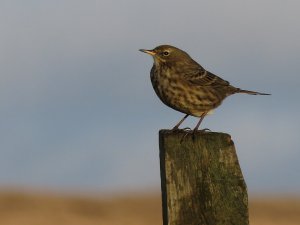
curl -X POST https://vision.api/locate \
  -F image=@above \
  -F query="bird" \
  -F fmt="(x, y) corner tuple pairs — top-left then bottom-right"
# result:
(139, 45), (270, 133)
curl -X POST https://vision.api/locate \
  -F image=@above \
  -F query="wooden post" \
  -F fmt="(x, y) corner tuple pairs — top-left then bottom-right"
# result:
(159, 130), (249, 225)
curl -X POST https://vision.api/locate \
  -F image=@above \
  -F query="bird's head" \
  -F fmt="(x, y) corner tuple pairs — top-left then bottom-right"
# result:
(139, 45), (192, 66)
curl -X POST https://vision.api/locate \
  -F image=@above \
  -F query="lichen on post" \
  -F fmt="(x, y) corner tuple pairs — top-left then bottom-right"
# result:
(159, 130), (249, 225)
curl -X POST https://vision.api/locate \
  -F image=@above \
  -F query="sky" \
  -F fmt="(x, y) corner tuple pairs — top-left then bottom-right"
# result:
(0, 0), (299, 195)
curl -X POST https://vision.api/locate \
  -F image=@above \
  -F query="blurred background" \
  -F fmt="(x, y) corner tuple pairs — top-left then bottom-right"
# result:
(0, 0), (299, 224)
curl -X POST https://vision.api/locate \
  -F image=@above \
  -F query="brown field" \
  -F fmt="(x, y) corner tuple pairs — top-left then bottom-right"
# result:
(0, 191), (299, 225)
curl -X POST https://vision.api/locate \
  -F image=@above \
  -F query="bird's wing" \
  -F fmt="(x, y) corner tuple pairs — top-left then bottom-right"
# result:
(183, 68), (230, 86)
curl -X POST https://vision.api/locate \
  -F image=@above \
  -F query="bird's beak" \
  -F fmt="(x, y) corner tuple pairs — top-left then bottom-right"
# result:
(139, 49), (156, 56)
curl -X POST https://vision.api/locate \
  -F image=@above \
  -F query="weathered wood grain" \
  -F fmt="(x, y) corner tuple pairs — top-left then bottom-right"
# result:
(159, 130), (249, 225)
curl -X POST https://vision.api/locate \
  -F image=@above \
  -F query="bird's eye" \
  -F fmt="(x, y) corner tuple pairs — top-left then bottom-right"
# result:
(163, 51), (170, 56)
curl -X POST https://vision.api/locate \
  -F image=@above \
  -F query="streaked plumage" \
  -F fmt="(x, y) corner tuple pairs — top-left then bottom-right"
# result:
(140, 45), (270, 132)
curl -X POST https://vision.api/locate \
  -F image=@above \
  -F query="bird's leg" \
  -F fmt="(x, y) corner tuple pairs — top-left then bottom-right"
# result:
(172, 114), (189, 131)
(179, 112), (208, 142)
(193, 112), (207, 131)
(192, 112), (208, 139)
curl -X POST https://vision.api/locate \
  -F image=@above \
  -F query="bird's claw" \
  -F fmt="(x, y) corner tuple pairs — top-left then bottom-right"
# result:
(182, 127), (192, 132)
(171, 127), (192, 133)
(179, 128), (211, 143)
(199, 128), (211, 132)
(180, 132), (191, 144)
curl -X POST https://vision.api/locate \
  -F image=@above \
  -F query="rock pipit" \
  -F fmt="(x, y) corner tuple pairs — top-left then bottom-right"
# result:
(140, 45), (270, 133)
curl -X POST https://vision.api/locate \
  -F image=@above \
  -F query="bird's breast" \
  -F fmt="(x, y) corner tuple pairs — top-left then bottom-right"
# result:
(150, 65), (223, 116)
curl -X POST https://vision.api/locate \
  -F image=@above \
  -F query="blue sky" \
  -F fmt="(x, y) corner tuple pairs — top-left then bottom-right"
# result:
(0, 0), (299, 194)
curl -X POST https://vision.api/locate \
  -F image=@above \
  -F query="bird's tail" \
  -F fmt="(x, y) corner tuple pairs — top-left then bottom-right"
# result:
(236, 88), (271, 95)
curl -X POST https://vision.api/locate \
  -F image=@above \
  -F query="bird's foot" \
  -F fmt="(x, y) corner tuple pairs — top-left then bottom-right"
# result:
(179, 128), (211, 143)
(182, 127), (192, 132)
(179, 128), (194, 143)
(171, 126), (192, 133)
(180, 132), (190, 144)
(191, 128), (211, 140)
(197, 128), (211, 133)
